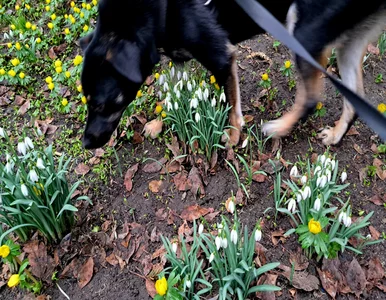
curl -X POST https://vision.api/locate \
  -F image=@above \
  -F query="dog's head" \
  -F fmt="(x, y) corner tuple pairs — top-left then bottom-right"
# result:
(80, 0), (160, 149)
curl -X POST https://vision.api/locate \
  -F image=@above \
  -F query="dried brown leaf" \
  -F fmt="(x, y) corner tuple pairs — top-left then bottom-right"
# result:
(279, 264), (319, 291)
(346, 258), (366, 297)
(369, 226), (381, 240)
(149, 180), (163, 193)
(145, 278), (157, 298)
(124, 163), (139, 192)
(367, 43), (380, 55)
(369, 194), (383, 206)
(18, 99), (30, 115)
(180, 204), (212, 222)
(75, 163), (90, 176)
(78, 257), (94, 289)
(188, 167), (205, 197)
(143, 158), (167, 173)
(173, 171), (192, 191)
(317, 268), (338, 299)
(143, 119), (163, 139)
(366, 257), (384, 283)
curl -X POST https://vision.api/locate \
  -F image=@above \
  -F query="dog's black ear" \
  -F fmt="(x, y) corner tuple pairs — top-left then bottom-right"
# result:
(106, 40), (143, 84)
(79, 32), (94, 52)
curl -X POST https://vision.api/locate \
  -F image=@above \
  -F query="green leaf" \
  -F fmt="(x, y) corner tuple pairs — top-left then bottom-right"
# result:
(255, 262), (280, 277)
(248, 285), (281, 294)
(57, 204), (78, 218)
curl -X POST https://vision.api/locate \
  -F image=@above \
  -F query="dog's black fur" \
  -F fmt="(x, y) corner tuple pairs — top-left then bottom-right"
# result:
(80, 0), (386, 149)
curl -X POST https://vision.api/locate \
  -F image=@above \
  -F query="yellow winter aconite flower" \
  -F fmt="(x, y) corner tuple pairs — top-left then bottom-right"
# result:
(64, 14), (68, 19)
(82, 3), (86, 8)
(15, 4), (20, 10)
(31, 24), (37, 30)
(8, 70), (16, 77)
(19, 72), (25, 79)
(161, 112), (166, 118)
(8, 274), (20, 288)
(155, 277), (168, 296)
(285, 60), (291, 69)
(77, 85), (83, 92)
(93, 0), (98, 5)
(7, 43), (12, 48)
(169, 61), (172, 68)
(45, 6), (50, 11)
(214, 83), (220, 90)
(11, 58), (20, 67)
(70, 16), (76, 24)
(86, 4), (91, 10)
(81, 96), (87, 104)
(48, 23), (54, 29)
(48, 82), (55, 90)
(155, 105), (163, 114)
(25, 44), (30, 49)
(45, 76), (53, 84)
(11, 24), (16, 30)
(36, 38), (41, 43)
(25, 22), (31, 29)
(25, 4), (31, 10)
(46, 0), (51, 4)
(378, 103), (386, 114)
(210, 75), (216, 84)
(154, 73), (160, 79)
(65, 28), (70, 35)
(54, 60), (62, 67)
(308, 219), (322, 234)
(73, 55), (83, 66)
(0, 69), (5, 75)
(83, 25), (89, 32)
(136, 90), (142, 98)
(316, 102), (323, 110)
(61, 98), (68, 106)
(51, 14), (56, 21)
(262, 73), (269, 81)
(0, 245), (10, 258)
(65, 71), (71, 78)
(80, 12), (84, 18)
(55, 66), (62, 74)
(15, 42), (21, 50)
(70, 1), (75, 7)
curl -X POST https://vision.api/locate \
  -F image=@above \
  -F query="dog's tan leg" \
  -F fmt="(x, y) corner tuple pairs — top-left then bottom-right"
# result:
(263, 54), (327, 138)
(317, 45), (366, 145)
(225, 44), (244, 147)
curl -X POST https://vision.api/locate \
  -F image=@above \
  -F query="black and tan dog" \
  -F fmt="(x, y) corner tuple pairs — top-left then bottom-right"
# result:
(80, 0), (386, 149)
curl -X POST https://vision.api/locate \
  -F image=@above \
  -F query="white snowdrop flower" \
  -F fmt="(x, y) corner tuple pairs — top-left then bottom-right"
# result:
(159, 74), (165, 85)
(187, 81), (192, 92)
(192, 79), (196, 88)
(174, 102), (179, 110)
(301, 175), (307, 185)
(255, 229), (262, 242)
(29, 169), (39, 182)
(314, 166), (322, 177)
(186, 279), (191, 289)
(296, 193), (302, 202)
(338, 211), (346, 223)
(0, 127), (5, 138)
(183, 71), (188, 81)
(37, 157), (46, 169)
(172, 242), (178, 253)
(163, 82), (169, 92)
(215, 236), (222, 250)
(324, 157), (332, 168)
(366, 234), (372, 240)
(190, 98), (198, 109)
(211, 97), (216, 107)
(195, 112), (201, 123)
(341, 171), (347, 183)
(24, 136), (34, 150)
(221, 237), (228, 249)
(17, 142), (27, 156)
(330, 160), (336, 171)
(325, 169), (332, 182)
(5, 162), (12, 174)
(6, 153), (11, 162)
(227, 199), (235, 214)
(343, 215), (352, 227)
(241, 137), (249, 149)
(319, 175), (328, 188)
(157, 91), (163, 99)
(198, 223), (204, 235)
(177, 70), (181, 80)
(290, 165), (299, 177)
(302, 186), (311, 200)
(209, 252), (215, 263)
(319, 155), (326, 165)
(313, 198), (321, 211)
(220, 92), (226, 103)
(203, 88), (209, 101)
(167, 101), (173, 111)
(230, 229), (238, 244)
(175, 90), (181, 99)
(170, 66), (175, 78)
(288, 198), (296, 213)
(217, 223), (223, 234)
(196, 88), (203, 100)
(21, 184), (29, 197)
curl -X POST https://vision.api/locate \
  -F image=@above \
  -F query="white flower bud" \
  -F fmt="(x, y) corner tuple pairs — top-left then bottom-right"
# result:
(241, 137), (249, 149)
(159, 74), (165, 85)
(0, 127), (5, 138)
(343, 215), (352, 227)
(254, 229), (262, 242)
(170, 66), (175, 78)
(36, 158), (45, 169)
(29, 169), (39, 182)
(24, 136), (34, 150)
(302, 186), (311, 200)
(174, 102), (179, 110)
(177, 70), (181, 80)
(203, 88), (209, 101)
(313, 198), (321, 211)
(21, 184), (29, 197)
(215, 236), (222, 250)
(301, 175), (307, 185)
(220, 92), (226, 102)
(190, 98), (198, 109)
(187, 81), (192, 92)
(221, 237), (228, 249)
(5, 162), (12, 174)
(314, 166), (322, 177)
(17, 142), (27, 156)
(211, 97), (216, 107)
(186, 279), (191, 288)
(230, 229), (238, 244)
(330, 160), (336, 171)
(172, 242), (178, 253)
(338, 211), (346, 223)
(288, 198), (296, 213)
(296, 193), (302, 202)
(319, 155), (326, 165)
(198, 223), (204, 235)
(195, 112), (201, 123)
(290, 165), (298, 177)
(163, 82), (169, 92)
(183, 71), (188, 81)
(209, 252), (215, 262)
(341, 171), (347, 183)
(325, 169), (332, 182)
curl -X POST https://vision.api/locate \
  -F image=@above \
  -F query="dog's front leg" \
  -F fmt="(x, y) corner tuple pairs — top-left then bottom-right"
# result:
(224, 44), (245, 147)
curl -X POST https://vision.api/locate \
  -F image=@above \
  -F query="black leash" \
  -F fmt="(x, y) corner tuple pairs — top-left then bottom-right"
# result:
(235, 0), (386, 141)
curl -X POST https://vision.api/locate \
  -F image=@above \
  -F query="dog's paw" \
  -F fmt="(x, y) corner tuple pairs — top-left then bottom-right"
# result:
(262, 119), (289, 138)
(143, 119), (163, 139)
(222, 128), (241, 148)
(317, 126), (338, 145)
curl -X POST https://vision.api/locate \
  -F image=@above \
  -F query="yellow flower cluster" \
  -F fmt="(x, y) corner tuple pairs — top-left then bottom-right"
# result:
(73, 55), (83, 66)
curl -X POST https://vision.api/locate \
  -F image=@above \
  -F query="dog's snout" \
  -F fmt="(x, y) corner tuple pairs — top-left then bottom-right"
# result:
(83, 131), (100, 149)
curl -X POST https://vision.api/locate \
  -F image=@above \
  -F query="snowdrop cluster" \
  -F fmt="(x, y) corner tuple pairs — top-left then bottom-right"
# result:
(338, 210), (352, 227)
